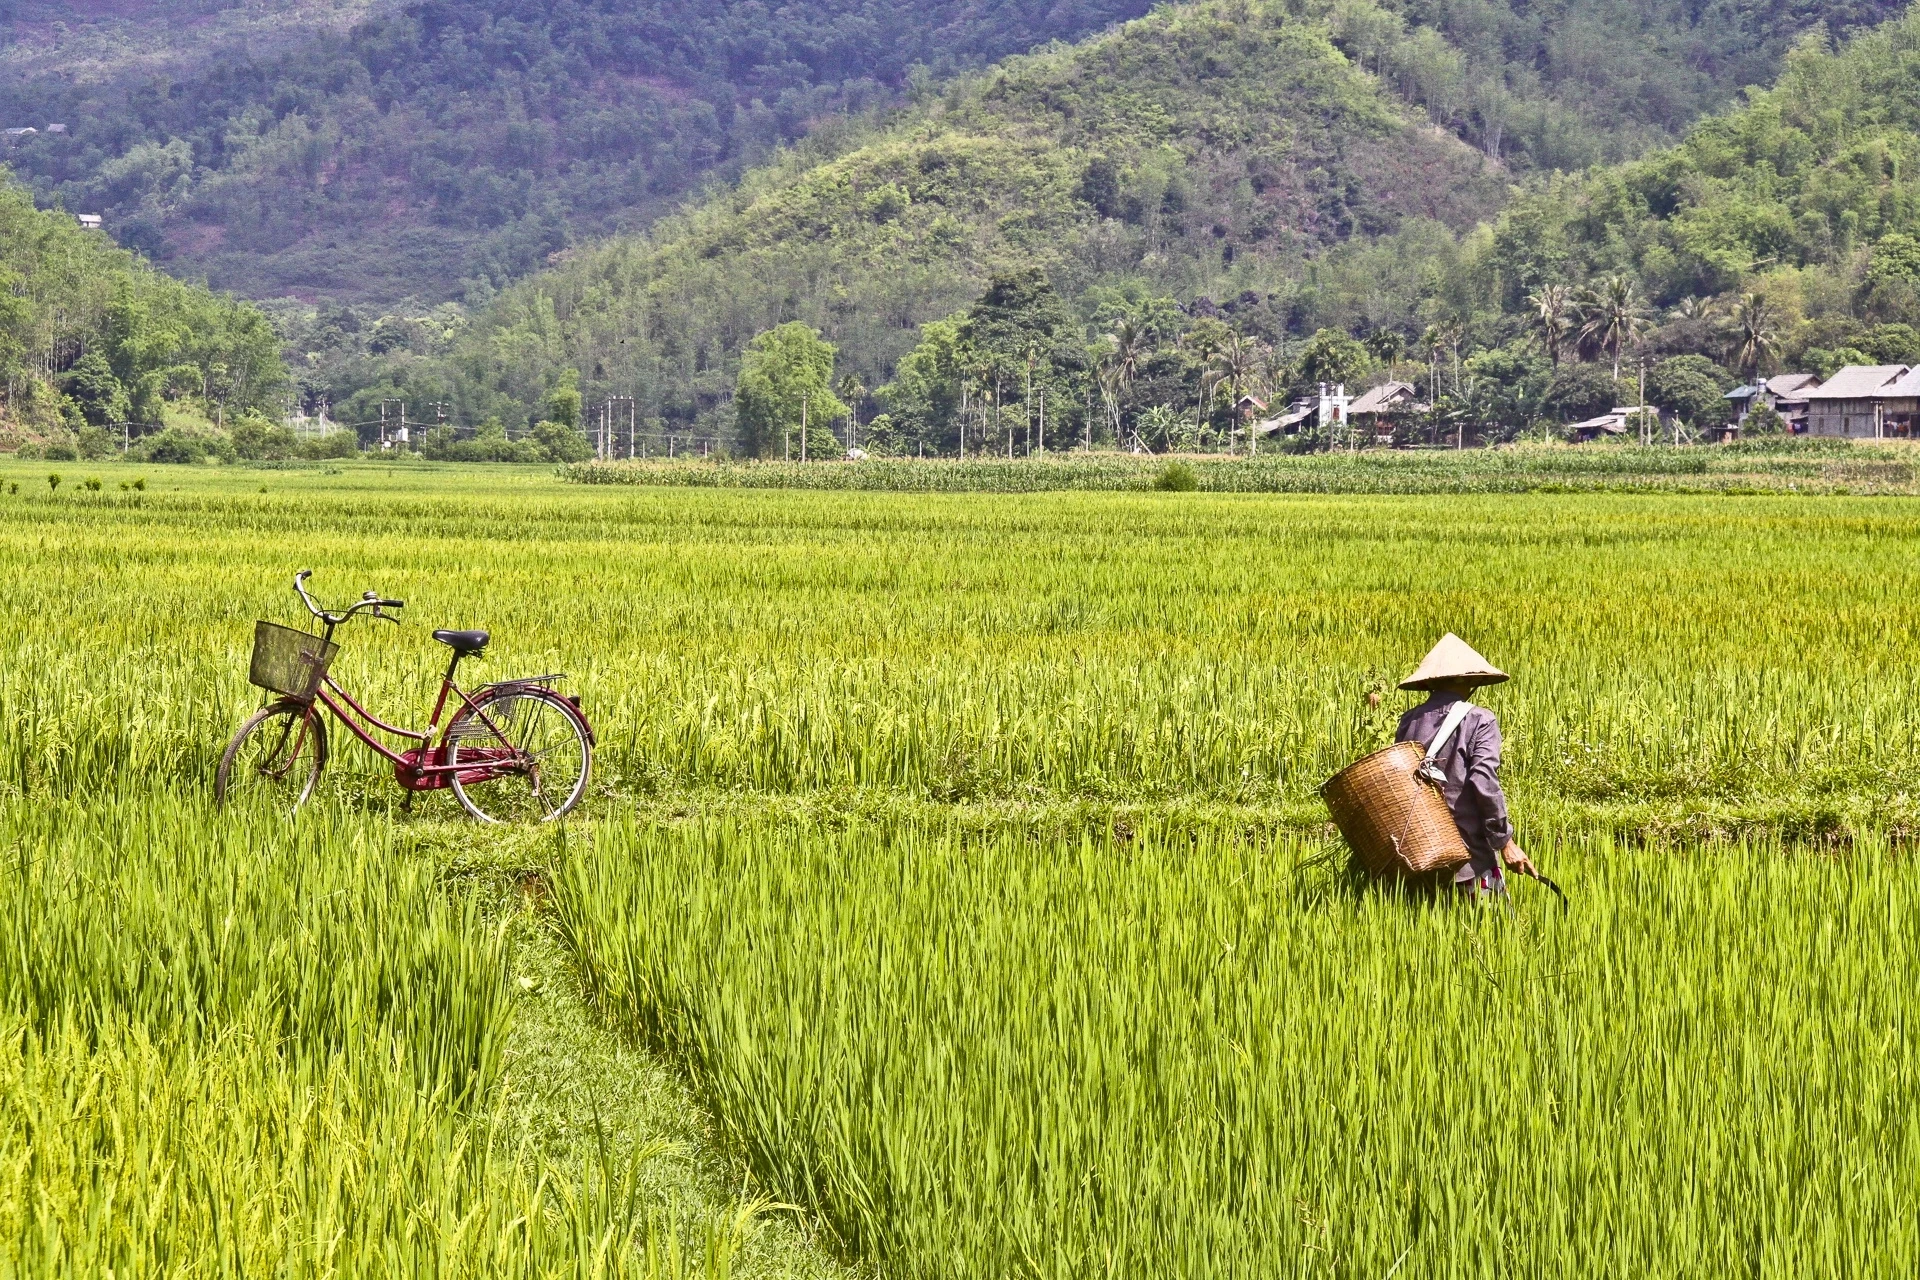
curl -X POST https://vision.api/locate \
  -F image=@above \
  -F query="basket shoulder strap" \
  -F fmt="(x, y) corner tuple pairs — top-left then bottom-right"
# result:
(1425, 700), (1475, 763)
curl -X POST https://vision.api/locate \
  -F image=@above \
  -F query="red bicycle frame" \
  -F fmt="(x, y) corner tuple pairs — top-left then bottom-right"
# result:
(256, 570), (594, 800)
(307, 662), (510, 791)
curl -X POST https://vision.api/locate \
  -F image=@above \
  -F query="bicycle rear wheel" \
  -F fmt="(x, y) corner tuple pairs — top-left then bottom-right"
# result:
(445, 687), (591, 823)
(216, 700), (327, 814)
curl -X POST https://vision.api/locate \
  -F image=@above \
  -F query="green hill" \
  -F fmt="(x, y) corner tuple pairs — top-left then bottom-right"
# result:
(0, 169), (283, 455)
(446, 1), (1920, 448)
(1492, 7), (1920, 311)
(1, 0), (1902, 308)
(0, 0), (1157, 304)
(449, 0), (1509, 429)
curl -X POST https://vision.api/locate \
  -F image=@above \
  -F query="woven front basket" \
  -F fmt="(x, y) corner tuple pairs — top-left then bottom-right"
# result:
(248, 620), (337, 703)
(1320, 741), (1471, 881)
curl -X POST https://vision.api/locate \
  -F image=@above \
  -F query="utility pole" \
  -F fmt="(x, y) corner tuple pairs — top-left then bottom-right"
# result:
(800, 396), (809, 463)
(1639, 358), (1649, 446)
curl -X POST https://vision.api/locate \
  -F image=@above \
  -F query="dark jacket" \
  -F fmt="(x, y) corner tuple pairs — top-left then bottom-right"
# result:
(1395, 691), (1513, 867)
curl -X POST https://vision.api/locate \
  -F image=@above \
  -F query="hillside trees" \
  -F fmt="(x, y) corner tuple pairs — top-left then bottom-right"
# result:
(0, 172), (282, 445)
(0, 0), (1160, 303)
(735, 324), (849, 459)
(1647, 356), (1735, 428)
(450, 2), (1508, 439)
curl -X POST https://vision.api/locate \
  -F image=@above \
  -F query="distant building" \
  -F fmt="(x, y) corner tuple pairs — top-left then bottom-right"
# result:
(1252, 397), (1314, 440)
(1316, 382), (1351, 436)
(1567, 406), (1663, 443)
(3, 127), (37, 138)
(45, 123), (67, 134)
(1725, 373), (1819, 432)
(75, 214), (102, 230)
(1348, 380), (1428, 442)
(1802, 365), (1916, 438)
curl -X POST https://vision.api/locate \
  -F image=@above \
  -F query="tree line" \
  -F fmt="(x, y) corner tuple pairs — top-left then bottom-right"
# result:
(0, 172), (283, 462)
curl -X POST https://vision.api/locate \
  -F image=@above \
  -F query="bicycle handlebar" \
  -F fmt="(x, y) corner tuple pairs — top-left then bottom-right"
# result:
(293, 570), (406, 627)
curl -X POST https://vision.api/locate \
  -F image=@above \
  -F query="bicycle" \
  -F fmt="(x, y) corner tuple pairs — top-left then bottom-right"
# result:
(216, 570), (594, 822)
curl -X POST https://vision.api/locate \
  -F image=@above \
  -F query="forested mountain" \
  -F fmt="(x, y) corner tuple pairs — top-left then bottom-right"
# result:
(424, 1), (1920, 452)
(0, 0), (1156, 303)
(1, 0), (1902, 308)
(0, 169), (284, 453)
(444, 0), (1507, 435)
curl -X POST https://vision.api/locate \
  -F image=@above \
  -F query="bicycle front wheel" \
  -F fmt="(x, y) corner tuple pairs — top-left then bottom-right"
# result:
(216, 700), (327, 814)
(445, 688), (591, 823)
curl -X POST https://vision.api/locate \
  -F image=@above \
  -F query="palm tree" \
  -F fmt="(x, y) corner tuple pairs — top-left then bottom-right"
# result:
(1577, 275), (1652, 378)
(1100, 319), (1149, 441)
(1138, 404), (1181, 452)
(1208, 333), (1265, 451)
(1670, 295), (1719, 324)
(1726, 292), (1781, 381)
(1527, 283), (1572, 366)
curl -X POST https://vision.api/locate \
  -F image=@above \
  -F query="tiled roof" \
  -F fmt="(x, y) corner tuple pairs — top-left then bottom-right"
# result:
(1349, 381), (1418, 415)
(1802, 365), (1909, 399)
(1764, 373), (1819, 398)
(1877, 367), (1920, 397)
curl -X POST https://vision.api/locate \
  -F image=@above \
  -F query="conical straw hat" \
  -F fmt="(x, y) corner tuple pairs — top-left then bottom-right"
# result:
(1399, 633), (1508, 691)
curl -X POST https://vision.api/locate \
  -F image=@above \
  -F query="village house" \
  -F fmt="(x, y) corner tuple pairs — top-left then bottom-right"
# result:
(3, 127), (37, 139)
(1566, 406), (1665, 443)
(1251, 384), (1352, 442)
(1801, 365), (1920, 437)
(1724, 373), (1819, 432)
(1347, 380), (1427, 443)
(75, 214), (103, 230)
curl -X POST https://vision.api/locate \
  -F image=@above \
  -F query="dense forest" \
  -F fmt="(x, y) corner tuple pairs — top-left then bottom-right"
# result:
(0, 170), (284, 460)
(0, 0), (1901, 309)
(418, 2), (1920, 455)
(0, 0), (1156, 302)
(12, 0), (1920, 460)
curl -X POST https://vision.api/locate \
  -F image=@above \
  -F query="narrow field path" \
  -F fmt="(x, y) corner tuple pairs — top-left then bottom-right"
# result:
(410, 819), (857, 1279)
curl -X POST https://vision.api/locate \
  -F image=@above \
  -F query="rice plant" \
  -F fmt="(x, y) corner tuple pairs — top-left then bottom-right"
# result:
(7, 459), (1920, 1275)
(556, 815), (1920, 1277)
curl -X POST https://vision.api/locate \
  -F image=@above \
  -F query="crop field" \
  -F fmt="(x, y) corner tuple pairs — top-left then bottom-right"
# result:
(2, 457), (1917, 1275)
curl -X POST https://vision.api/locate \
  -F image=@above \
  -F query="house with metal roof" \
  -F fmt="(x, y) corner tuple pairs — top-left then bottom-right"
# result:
(1566, 406), (1664, 443)
(1725, 373), (1819, 432)
(1803, 365), (1916, 437)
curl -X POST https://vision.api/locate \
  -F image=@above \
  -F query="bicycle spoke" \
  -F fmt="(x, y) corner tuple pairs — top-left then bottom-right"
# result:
(448, 691), (588, 823)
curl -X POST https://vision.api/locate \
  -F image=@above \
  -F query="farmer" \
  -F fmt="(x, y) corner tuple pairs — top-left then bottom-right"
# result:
(1394, 633), (1537, 896)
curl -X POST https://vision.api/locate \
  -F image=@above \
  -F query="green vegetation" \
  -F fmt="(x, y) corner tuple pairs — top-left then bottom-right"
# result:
(562, 438), (1920, 494)
(424, 4), (1920, 454)
(0, 0), (1155, 303)
(449, 1), (1506, 436)
(0, 168), (282, 456)
(6, 458), (1920, 1270)
(3, 0), (1896, 306)
(558, 817), (1915, 1274)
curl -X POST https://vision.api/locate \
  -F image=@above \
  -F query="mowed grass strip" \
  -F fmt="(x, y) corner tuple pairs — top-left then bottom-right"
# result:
(556, 814), (1919, 1276)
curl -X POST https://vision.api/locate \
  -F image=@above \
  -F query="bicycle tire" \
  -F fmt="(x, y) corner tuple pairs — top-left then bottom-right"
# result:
(216, 700), (327, 814)
(445, 686), (591, 823)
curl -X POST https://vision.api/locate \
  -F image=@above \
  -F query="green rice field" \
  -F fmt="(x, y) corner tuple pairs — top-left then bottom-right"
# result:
(2, 457), (1916, 1275)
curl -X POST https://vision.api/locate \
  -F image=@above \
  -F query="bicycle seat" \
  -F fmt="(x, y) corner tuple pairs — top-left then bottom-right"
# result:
(432, 629), (489, 654)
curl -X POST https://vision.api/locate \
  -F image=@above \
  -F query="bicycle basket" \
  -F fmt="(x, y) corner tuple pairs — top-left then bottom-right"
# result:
(248, 620), (337, 702)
